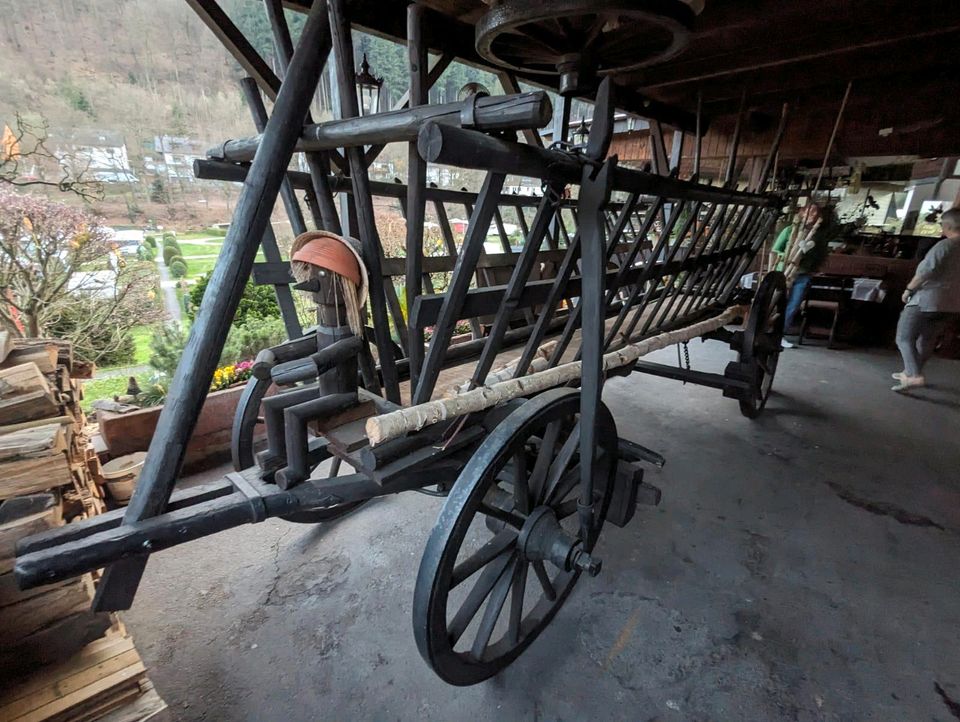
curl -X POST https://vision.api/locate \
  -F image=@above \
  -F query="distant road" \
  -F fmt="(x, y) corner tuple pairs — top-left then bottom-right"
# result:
(155, 258), (182, 327)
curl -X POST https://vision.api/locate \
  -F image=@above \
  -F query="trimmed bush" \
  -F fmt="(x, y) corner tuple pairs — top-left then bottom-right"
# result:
(220, 316), (287, 365)
(162, 231), (176, 242)
(136, 244), (155, 261)
(169, 260), (188, 279)
(144, 235), (157, 248)
(162, 245), (180, 265)
(188, 272), (279, 324)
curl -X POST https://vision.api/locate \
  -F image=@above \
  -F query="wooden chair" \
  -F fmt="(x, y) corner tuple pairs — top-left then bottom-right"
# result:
(798, 276), (847, 348)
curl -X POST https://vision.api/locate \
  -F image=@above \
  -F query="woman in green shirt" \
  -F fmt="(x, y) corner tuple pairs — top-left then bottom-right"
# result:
(771, 203), (838, 347)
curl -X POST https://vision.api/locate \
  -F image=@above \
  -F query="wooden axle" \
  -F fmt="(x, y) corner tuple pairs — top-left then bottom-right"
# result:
(208, 91), (553, 162)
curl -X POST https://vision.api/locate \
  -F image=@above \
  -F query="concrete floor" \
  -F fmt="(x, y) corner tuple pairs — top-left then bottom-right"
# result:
(122, 341), (960, 722)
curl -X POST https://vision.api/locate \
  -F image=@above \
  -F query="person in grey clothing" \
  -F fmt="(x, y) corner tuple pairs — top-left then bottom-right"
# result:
(893, 206), (960, 391)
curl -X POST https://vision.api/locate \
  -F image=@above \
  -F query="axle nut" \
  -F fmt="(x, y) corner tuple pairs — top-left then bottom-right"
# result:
(572, 550), (602, 577)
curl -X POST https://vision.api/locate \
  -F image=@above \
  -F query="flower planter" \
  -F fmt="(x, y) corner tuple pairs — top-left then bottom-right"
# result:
(97, 384), (260, 473)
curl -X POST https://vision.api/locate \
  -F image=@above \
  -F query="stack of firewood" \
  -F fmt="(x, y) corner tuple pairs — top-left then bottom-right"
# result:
(0, 333), (167, 721)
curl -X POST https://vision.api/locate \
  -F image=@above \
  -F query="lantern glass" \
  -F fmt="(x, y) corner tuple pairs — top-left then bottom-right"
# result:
(355, 53), (383, 116)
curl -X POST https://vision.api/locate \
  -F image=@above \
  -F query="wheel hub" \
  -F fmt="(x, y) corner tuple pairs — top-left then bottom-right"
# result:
(517, 506), (602, 576)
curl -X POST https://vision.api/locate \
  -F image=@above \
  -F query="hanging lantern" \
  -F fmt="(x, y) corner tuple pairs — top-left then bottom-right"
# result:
(355, 53), (383, 116)
(573, 117), (589, 146)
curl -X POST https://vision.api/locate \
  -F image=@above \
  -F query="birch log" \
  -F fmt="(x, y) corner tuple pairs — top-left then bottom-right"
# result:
(449, 340), (558, 396)
(367, 306), (748, 446)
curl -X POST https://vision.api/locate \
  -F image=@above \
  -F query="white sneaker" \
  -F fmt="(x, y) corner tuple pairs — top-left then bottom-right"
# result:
(781, 338), (794, 349)
(891, 375), (925, 392)
(891, 371), (906, 381)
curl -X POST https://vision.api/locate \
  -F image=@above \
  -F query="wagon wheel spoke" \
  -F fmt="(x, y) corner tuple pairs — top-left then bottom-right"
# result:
(512, 23), (564, 55)
(546, 467), (581, 509)
(528, 419), (562, 503)
(495, 36), (560, 64)
(451, 530), (517, 589)
(507, 561), (528, 645)
(449, 550), (515, 645)
(540, 420), (580, 505)
(471, 556), (519, 659)
(512, 447), (530, 514)
(532, 560), (557, 601)
(582, 15), (608, 49)
(555, 496), (579, 520)
(479, 502), (526, 530)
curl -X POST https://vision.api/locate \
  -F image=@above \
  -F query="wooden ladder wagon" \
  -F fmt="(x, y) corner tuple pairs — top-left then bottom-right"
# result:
(15, 0), (789, 687)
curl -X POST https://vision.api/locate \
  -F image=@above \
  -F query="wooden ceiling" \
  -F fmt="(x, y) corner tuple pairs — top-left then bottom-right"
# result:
(286, 0), (960, 157)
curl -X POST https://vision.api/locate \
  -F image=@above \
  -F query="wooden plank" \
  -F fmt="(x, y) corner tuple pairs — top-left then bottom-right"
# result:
(62, 682), (143, 722)
(0, 647), (140, 719)
(94, 681), (167, 722)
(0, 636), (132, 705)
(13, 661), (146, 722)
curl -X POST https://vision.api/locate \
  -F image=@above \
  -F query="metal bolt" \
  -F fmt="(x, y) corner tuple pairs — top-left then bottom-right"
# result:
(572, 550), (602, 577)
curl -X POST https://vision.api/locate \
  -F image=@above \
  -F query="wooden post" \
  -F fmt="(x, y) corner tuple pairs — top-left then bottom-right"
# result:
(93, 0), (333, 612)
(239, 77), (304, 340)
(263, 0), (342, 233)
(327, 0), (401, 404)
(406, 3), (428, 391)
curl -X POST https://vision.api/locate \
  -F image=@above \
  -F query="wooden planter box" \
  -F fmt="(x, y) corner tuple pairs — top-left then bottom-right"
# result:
(97, 385), (257, 473)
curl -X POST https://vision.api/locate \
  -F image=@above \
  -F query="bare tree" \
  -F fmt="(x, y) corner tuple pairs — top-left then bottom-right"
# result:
(0, 188), (162, 363)
(1, 114), (104, 200)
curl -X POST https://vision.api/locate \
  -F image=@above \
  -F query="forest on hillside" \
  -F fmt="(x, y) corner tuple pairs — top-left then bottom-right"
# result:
(0, 0), (560, 225)
(0, 0), (501, 165)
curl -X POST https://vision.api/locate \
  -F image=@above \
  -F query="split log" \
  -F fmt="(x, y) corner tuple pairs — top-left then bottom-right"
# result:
(4, 346), (60, 375)
(0, 492), (62, 575)
(366, 306), (747, 446)
(71, 360), (96, 380)
(0, 415), (73, 437)
(0, 423), (73, 501)
(8, 337), (74, 373)
(0, 609), (111, 677)
(0, 330), (12, 364)
(0, 573), (97, 646)
(0, 363), (60, 425)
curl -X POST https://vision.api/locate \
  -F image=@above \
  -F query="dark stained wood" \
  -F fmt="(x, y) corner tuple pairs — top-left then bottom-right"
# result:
(327, 0), (402, 403)
(94, 0), (334, 613)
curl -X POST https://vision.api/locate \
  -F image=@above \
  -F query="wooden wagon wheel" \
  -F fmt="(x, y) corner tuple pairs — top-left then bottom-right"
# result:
(413, 388), (618, 685)
(476, 0), (696, 94)
(737, 271), (787, 418)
